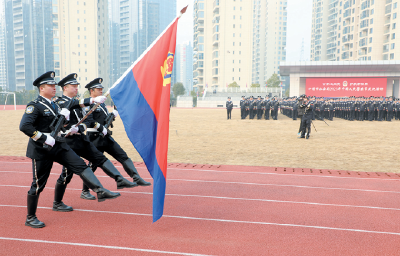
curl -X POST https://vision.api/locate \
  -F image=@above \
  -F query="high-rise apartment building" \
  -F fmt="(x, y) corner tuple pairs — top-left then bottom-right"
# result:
(311, 0), (400, 61)
(193, 0), (287, 92)
(117, 0), (176, 83)
(5, 0), (54, 91)
(57, 0), (109, 94)
(172, 42), (193, 94)
(252, 0), (287, 85)
(0, 0), (6, 90)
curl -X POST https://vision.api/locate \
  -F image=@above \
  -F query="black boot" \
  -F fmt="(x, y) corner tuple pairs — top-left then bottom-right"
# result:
(25, 194), (45, 228)
(101, 160), (137, 189)
(80, 184), (96, 200)
(53, 182), (73, 212)
(79, 167), (121, 202)
(122, 159), (151, 186)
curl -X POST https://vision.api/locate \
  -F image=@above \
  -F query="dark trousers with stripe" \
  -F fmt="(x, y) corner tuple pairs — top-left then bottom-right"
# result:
(28, 143), (88, 195)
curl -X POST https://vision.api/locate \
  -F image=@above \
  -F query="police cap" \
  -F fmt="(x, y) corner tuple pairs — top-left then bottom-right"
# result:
(85, 78), (104, 90)
(58, 73), (79, 87)
(33, 71), (56, 87)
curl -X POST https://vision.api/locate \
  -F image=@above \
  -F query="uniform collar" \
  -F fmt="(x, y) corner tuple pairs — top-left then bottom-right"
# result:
(39, 95), (53, 105)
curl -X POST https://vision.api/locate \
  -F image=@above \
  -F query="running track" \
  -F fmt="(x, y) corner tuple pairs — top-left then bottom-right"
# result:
(1, 156), (400, 255)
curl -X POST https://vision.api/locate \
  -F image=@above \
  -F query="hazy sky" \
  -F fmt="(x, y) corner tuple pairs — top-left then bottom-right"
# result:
(176, 0), (313, 61)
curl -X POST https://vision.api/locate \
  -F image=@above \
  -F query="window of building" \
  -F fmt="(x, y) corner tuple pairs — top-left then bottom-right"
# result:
(232, 68), (234, 72)
(393, 23), (397, 29)
(77, 27), (80, 31)
(77, 10), (79, 14)
(368, 47), (372, 53)
(233, 42), (235, 46)
(392, 43), (396, 49)
(369, 37), (372, 43)
(233, 33), (235, 37)
(393, 33), (396, 39)
(391, 53), (395, 59)
(233, 24), (235, 28)
(370, 28), (373, 34)
(233, 15), (235, 19)
(395, 3), (398, 9)
(394, 13), (397, 19)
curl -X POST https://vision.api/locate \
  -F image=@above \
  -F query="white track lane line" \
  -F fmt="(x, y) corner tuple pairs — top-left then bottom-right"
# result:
(1, 204), (400, 237)
(0, 237), (212, 256)
(1, 185), (400, 212)
(2, 172), (400, 194)
(1, 161), (398, 182)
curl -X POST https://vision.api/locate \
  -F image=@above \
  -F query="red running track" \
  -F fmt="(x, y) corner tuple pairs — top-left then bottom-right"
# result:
(1, 156), (400, 255)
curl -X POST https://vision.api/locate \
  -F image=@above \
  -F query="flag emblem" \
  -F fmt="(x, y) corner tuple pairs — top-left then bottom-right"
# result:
(161, 52), (174, 87)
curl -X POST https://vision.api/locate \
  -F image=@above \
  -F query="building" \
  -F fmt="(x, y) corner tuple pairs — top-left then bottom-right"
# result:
(4, 0), (54, 91)
(311, 0), (400, 62)
(108, 0), (121, 87)
(172, 41), (193, 95)
(116, 0), (176, 84)
(252, 0), (287, 86)
(192, 0), (287, 93)
(57, 0), (110, 95)
(0, 0), (6, 90)
(281, 61), (400, 99)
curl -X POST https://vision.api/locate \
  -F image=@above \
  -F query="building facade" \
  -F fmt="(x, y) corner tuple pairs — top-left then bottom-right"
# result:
(4, 0), (54, 91)
(57, 0), (110, 95)
(173, 41), (193, 95)
(311, 0), (400, 62)
(193, 0), (287, 93)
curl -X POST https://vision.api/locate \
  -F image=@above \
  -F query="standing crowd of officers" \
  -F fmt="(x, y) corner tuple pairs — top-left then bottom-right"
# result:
(19, 71), (151, 229)
(229, 95), (280, 120)
(280, 96), (400, 122)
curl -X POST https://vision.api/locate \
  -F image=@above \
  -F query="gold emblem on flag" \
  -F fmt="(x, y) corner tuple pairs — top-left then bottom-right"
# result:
(161, 52), (174, 87)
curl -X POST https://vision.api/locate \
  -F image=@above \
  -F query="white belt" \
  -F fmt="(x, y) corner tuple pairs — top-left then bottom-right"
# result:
(86, 128), (98, 132)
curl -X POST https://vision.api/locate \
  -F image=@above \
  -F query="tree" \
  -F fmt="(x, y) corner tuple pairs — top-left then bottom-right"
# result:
(228, 81), (240, 88)
(251, 83), (260, 87)
(172, 82), (185, 98)
(266, 73), (282, 87)
(285, 89), (290, 97)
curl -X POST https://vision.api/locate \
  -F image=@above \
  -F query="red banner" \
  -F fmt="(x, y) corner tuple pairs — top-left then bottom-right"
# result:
(306, 77), (387, 97)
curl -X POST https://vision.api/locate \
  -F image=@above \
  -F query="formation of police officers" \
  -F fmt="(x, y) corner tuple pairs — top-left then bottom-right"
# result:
(19, 71), (151, 228)
(280, 96), (400, 122)
(233, 95), (280, 120)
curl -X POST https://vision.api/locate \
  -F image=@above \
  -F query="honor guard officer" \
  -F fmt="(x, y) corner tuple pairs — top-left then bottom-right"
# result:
(240, 96), (246, 119)
(20, 71), (120, 228)
(54, 74), (137, 205)
(226, 96), (233, 119)
(80, 78), (151, 199)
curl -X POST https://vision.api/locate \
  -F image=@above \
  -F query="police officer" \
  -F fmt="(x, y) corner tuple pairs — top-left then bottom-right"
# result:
(20, 71), (120, 228)
(264, 96), (270, 120)
(226, 97), (233, 119)
(53, 74), (136, 205)
(240, 96), (245, 119)
(299, 97), (313, 139)
(256, 96), (263, 119)
(80, 78), (151, 199)
(249, 96), (255, 119)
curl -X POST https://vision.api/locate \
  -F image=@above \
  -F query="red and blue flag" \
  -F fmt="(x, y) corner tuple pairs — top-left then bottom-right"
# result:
(110, 14), (180, 222)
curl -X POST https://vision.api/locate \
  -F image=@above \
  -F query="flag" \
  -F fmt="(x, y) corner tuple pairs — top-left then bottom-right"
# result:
(109, 11), (182, 222)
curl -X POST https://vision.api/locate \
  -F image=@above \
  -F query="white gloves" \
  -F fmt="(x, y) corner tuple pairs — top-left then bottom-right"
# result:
(60, 108), (70, 121)
(112, 109), (119, 118)
(67, 125), (79, 135)
(44, 135), (55, 147)
(102, 127), (107, 136)
(91, 96), (107, 104)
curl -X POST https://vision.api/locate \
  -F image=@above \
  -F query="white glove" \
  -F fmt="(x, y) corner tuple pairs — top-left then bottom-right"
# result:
(68, 125), (79, 135)
(60, 108), (70, 121)
(102, 127), (107, 136)
(91, 96), (107, 104)
(44, 135), (55, 147)
(112, 109), (119, 118)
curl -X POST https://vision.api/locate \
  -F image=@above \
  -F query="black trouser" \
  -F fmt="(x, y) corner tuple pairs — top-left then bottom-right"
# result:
(293, 110), (298, 120)
(29, 143), (88, 195)
(298, 115), (304, 133)
(387, 110), (393, 121)
(368, 110), (374, 121)
(257, 109), (262, 119)
(300, 116), (311, 137)
(241, 108), (245, 119)
(265, 109), (270, 120)
(57, 135), (108, 185)
(329, 111), (334, 121)
(89, 134), (129, 164)
(227, 109), (232, 119)
(249, 109), (254, 119)
(378, 110), (384, 121)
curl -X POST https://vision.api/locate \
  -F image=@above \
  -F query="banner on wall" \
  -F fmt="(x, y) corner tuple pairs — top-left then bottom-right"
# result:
(305, 77), (387, 97)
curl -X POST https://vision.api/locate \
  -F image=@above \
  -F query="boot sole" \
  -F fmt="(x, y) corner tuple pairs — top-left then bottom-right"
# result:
(117, 184), (138, 189)
(80, 195), (96, 200)
(25, 222), (45, 228)
(137, 183), (151, 186)
(52, 208), (73, 212)
(98, 193), (121, 202)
